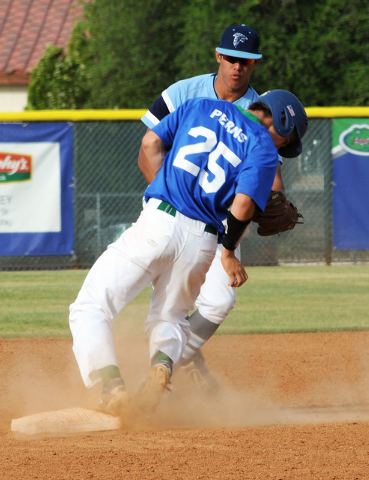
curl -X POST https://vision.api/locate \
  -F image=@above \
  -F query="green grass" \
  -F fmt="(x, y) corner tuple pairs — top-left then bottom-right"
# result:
(221, 265), (369, 334)
(0, 270), (87, 337)
(0, 265), (368, 338)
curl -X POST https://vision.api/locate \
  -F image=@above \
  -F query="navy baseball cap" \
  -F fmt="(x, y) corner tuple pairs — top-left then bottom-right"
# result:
(216, 24), (262, 60)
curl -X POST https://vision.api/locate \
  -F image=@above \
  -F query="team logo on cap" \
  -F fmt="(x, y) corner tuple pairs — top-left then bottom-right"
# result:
(233, 33), (247, 48)
(287, 105), (296, 117)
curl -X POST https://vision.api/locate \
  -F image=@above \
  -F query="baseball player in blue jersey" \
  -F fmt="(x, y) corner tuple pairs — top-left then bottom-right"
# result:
(141, 24), (285, 392)
(69, 90), (308, 417)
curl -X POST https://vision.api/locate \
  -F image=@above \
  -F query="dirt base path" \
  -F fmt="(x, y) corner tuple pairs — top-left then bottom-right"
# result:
(2, 331), (369, 479)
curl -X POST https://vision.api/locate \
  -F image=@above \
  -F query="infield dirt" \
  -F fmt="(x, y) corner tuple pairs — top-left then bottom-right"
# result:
(2, 331), (369, 479)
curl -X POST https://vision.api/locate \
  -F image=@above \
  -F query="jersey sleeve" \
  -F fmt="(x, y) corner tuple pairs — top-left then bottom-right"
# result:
(150, 103), (186, 148)
(141, 95), (171, 129)
(141, 75), (214, 129)
(141, 82), (183, 129)
(236, 135), (279, 212)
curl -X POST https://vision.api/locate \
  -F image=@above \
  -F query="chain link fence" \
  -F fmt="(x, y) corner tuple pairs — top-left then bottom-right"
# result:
(1, 114), (368, 270)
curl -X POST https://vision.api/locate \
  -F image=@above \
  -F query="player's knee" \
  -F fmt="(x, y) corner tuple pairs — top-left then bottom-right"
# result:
(197, 293), (236, 325)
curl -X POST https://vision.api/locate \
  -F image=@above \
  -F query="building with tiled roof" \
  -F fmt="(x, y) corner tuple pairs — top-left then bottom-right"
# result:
(0, 0), (83, 112)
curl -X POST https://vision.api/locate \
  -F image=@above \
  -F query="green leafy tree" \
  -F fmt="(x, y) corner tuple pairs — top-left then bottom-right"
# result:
(234, 0), (369, 106)
(27, 23), (91, 109)
(80, 0), (184, 108)
(27, 0), (369, 109)
(28, 0), (184, 109)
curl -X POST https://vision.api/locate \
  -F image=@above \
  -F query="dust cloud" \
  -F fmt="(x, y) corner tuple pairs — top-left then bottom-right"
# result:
(3, 330), (369, 436)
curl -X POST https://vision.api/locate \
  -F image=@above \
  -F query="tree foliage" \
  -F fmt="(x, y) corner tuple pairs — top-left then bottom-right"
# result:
(233, 0), (369, 106)
(27, 23), (91, 109)
(27, 0), (369, 109)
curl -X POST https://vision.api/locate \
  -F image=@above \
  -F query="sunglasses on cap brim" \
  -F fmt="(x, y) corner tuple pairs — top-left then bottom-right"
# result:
(222, 55), (255, 66)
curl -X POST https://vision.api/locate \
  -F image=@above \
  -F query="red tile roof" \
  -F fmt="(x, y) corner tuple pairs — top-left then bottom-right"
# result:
(0, 0), (83, 85)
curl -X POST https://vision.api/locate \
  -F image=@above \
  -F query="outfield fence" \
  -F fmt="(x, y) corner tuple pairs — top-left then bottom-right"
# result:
(1, 108), (369, 269)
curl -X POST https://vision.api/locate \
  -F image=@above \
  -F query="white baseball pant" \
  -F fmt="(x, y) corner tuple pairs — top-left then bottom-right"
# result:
(69, 198), (218, 387)
(195, 242), (240, 325)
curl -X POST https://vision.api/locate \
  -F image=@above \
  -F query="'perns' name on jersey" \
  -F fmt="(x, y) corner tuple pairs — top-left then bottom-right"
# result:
(210, 109), (247, 143)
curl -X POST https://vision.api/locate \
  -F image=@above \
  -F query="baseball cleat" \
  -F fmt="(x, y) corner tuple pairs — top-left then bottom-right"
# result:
(133, 361), (172, 414)
(180, 350), (220, 395)
(97, 377), (131, 417)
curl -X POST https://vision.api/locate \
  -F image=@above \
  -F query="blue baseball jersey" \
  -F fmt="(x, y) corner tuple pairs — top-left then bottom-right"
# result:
(144, 98), (279, 238)
(141, 73), (259, 129)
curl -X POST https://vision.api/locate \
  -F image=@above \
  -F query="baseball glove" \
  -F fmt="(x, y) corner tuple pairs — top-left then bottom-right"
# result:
(252, 190), (303, 236)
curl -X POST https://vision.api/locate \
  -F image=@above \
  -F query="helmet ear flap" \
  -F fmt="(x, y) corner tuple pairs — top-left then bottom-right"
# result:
(275, 108), (294, 137)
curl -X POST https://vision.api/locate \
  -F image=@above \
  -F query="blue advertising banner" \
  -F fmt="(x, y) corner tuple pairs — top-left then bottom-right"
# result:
(332, 119), (369, 249)
(0, 122), (74, 256)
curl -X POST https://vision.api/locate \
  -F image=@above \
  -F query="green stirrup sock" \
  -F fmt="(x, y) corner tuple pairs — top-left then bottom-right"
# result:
(152, 352), (173, 366)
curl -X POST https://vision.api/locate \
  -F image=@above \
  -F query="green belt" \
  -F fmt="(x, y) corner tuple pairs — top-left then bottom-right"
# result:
(157, 201), (217, 236)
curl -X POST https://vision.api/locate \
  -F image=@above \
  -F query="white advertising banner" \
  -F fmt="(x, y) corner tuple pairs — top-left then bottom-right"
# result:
(0, 122), (74, 256)
(0, 143), (61, 233)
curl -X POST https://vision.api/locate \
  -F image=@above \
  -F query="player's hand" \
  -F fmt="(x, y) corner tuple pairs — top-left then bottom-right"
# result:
(221, 248), (248, 287)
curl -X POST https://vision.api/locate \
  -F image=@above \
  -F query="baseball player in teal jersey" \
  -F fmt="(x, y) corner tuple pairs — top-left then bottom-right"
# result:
(141, 24), (285, 392)
(69, 90), (308, 417)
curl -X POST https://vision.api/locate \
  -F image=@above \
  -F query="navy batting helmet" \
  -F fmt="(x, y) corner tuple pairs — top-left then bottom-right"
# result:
(258, 90), (308, 158)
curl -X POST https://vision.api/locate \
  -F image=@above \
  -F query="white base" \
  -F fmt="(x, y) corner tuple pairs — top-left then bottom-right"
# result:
(11, 407), (121, 436)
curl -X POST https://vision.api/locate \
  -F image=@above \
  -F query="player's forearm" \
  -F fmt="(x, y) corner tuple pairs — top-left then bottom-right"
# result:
(221, 194), (253, 287)
(222, 193), (254, 252)
(230, 193), (255, 221)
(271, 162), (285, 192)
(137, 131), (165, 184)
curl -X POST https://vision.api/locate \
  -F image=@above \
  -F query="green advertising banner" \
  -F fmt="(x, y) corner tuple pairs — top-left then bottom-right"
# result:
(331, 119), (369, 249)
